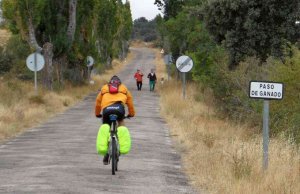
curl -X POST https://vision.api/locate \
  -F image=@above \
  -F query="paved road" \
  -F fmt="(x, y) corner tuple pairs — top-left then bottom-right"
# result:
(0, 48), (197, 194)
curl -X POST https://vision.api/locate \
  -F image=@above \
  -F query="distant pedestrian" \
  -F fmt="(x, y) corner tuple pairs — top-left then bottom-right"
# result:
(147, 69), (157, 91)
(134, 69), (144, 91)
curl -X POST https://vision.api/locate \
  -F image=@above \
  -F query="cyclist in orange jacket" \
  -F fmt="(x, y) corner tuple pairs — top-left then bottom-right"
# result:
(95, 75), (135, 164)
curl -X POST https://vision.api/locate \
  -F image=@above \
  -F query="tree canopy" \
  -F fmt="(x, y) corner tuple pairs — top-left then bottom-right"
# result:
(1, 0), (133, 84)
(155, 0), (300, 142)
(132, 17), (160, 42)
(203, 0), (300, 68)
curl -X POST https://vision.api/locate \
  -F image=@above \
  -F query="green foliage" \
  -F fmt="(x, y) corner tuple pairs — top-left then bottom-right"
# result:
(0, 35), (31, 75)
(269, 48), (300, 143)
(132, 17), (159, 42)
(95, 0), (117, 65)
(154, 0), (184, 19)
(1, 0), (133, 82)
(0, 47), (12, 74)
(113, 1), (132, 59)
(155, 0), (300, 143)
(203, 0), (300, 69)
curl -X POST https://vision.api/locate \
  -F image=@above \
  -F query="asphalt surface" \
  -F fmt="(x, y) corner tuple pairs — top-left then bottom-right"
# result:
(0, 48), (197, 194)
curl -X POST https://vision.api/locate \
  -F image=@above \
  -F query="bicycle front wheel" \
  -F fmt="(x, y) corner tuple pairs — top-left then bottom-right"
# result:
(111, 138), (117, 175)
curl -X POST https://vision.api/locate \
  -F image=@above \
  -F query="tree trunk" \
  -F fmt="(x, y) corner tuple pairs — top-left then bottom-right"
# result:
(28, 16), (42, 51)
(120, 40), (128, 61)
(67, 0), (77, 44)
(43, 42), (54, 90)
(106, 55), (112, 68)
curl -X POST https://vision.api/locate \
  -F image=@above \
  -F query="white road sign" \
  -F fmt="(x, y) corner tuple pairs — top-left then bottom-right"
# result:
(26, 53), (45, 72)
(249, 81), (284, 100)
(87, 56), (94, 67)
(176, 55), (193, 73)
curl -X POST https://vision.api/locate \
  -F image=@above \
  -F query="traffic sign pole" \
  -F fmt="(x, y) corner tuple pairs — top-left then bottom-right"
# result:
(176, 55), (193, 100)
(164, 54), (172, 81)
(263, 100), (270, 170)
(168, 65), (170, 81)
(182, 72), (186, 99)
(86, 56), (94, 82)
(88, 66), (91, 81)
(34, 52), (38, 95)
(26, 52), (45, 94)
(249, 81), (284, 171)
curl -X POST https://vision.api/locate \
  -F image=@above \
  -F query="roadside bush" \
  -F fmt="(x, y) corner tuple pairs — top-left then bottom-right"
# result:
(192, 45), (300, 143)
(4, 35), (30, 75)
(269, 48), (300, 143)
(0, 46), (12, 74)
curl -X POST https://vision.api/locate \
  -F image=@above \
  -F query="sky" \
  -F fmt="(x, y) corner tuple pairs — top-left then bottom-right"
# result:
(125, 0), (162, 20)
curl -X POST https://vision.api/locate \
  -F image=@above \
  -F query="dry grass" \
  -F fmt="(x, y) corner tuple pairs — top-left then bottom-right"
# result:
(0, 29), (11, 46)
(154, 48), (300, 193)
(0, 80), (91, 140)
(0, 53), (132, 142)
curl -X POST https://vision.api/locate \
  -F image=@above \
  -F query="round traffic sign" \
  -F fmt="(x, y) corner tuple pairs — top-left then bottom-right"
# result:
(87, 56), (94, 67)
(26, 53), (45, 72)
(176, 55), (193, 73)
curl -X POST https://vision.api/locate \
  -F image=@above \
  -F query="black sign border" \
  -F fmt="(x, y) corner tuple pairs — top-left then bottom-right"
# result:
(249, 80), (284, 100)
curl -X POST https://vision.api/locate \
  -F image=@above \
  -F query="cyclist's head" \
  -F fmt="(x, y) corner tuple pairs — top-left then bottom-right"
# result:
(110, 75), (121, 84)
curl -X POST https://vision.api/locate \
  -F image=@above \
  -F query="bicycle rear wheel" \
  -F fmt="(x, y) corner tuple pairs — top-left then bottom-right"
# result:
(116, 149), (119, 171)
(111, 138), (117, 175)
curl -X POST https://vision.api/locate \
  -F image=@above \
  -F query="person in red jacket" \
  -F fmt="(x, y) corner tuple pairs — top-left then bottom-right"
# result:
(134, 69), (144, 91)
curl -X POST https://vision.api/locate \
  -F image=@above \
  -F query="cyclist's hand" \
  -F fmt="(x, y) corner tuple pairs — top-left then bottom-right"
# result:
(96, 114), (102, 118)
(126, 114), (134, 118)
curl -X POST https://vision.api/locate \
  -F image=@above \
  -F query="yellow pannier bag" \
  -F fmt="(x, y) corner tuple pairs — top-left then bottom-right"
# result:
(96, 124), (110, 155)
(117, 126), (131, 154)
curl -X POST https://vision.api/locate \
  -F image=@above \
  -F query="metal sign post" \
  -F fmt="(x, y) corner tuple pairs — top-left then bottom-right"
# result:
(86, 56), (94, 82)
(88, 66), (90, 80)
(164, 54), (172, 81)
(182, 72), (186, 99)
(263, 100), (269, 170)
(26, 52), (45, 95)
(34, 52), (38, 94)
(168, 65), (170, 81)
(249, 81), (284, 170)
(176, 55), (193, 99)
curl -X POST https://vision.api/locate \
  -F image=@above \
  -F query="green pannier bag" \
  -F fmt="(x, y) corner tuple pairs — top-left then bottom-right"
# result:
(96, 124), (110, 155)
(117, 126), (131, 155)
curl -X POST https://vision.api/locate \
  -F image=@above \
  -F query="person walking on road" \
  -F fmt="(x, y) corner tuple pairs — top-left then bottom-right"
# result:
(134, 69), (144, 91)
(147, 69), (157, 92)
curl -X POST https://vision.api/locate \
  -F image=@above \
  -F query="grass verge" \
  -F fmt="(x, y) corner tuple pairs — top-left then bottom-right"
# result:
(0, 52), (133, 142)
(153, 49), (300, 194)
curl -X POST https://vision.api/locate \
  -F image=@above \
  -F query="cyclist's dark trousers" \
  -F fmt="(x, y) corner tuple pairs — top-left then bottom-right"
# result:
(102, 103), (125, 126)
(136, 81), (142, 90)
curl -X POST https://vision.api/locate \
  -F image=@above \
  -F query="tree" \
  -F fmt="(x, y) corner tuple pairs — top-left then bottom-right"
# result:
(1, 0), (133, 86)
(95, 0), (118, 68)
(203, 0), (300, 69)
(132, 17), (158, 42)
(114, 0), (132, 60)
(154, 0), (184, 19)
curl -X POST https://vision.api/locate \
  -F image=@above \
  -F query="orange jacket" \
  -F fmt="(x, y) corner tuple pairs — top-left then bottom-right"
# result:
(95, 84), (135, 117)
